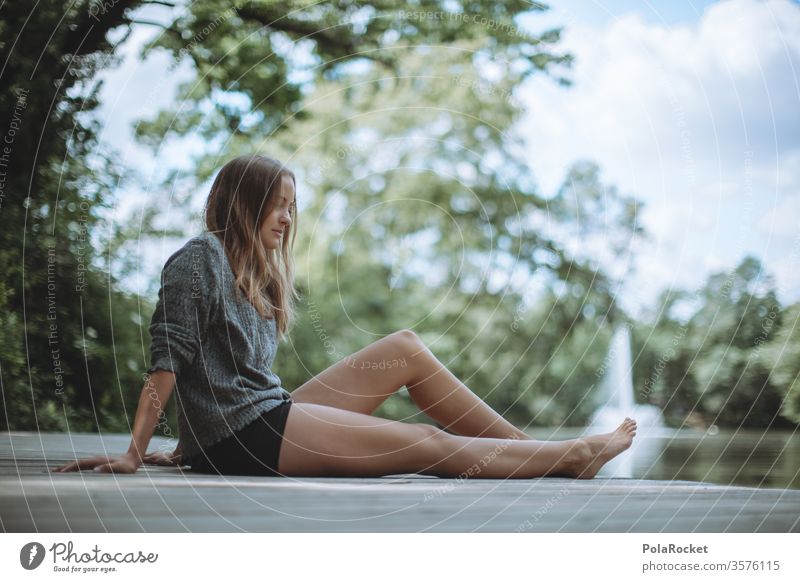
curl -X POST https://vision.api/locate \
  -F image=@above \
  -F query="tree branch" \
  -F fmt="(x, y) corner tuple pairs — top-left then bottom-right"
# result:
(124, 18), (172, 29)
(234, 5), (396, 72)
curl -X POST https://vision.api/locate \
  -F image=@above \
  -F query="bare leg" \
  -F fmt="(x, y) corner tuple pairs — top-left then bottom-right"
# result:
(277, 402), (638, 479)
(291, 329), (531, 440)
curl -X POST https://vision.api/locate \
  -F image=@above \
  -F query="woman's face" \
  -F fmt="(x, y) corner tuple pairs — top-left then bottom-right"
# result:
(259, 173), (295, 250)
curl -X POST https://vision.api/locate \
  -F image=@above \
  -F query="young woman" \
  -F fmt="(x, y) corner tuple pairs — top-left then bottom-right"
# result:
(53, 154), (637, 479)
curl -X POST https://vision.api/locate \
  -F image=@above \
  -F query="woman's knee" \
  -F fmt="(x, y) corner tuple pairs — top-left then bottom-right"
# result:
(391, 328), (423, 351)
(390, 329), (431, 373)
(414, 423), (453, 466)
(416, 422), (446, 442)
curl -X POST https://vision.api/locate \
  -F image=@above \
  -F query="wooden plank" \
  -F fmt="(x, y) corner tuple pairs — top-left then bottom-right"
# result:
(1, 432), (798, 532)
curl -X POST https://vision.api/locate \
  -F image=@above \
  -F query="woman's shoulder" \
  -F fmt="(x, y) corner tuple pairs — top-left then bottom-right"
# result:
(176, 231), (224, 256)
(188, 231), (225, 257)
(162, 231), (225, 275)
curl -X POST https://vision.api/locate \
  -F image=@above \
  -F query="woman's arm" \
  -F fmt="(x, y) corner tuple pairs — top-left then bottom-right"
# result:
(141, 436), (183, 466)
(127, 369), (177, 463)
(52, 369), (177, 473)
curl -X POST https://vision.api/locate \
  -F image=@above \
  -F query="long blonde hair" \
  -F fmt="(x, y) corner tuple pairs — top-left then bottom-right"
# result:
(203, 154), (299, 339)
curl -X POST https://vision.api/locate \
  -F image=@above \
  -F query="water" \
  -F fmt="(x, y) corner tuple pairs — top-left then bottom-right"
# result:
(527, 427), (800, 490)
(534, 325), (800, 490)
(634, 429), (800, 490)
(588, 325), (667, 479)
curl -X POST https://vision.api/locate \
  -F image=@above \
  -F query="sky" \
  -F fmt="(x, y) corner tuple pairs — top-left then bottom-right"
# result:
(514, 0), (800, 316)
(94, 0), (800, 317)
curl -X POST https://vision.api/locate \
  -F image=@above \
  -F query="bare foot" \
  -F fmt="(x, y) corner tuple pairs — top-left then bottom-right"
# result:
(565, 418), (638, 479)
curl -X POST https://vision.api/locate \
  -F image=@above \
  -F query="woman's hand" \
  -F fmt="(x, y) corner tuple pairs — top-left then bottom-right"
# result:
(141, 448), (182, 467)
(51, 452), (141, 474)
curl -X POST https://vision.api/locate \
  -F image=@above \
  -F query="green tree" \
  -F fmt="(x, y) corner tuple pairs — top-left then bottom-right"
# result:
(759, 302), (800, 424)
(0, 1), (153, 431)
(135, 0), (571, 171)
(633, 257), (794, 428)
(632, 289), (699, 426)
(688, 257), (785, 427)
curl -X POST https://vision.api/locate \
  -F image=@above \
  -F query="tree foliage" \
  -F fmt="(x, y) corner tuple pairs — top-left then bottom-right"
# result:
(633, 257), (795, 428)
(0, 1), (149, 431)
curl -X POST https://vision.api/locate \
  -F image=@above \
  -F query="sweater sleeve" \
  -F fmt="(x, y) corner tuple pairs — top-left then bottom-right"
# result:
(147, 237), (221, 378)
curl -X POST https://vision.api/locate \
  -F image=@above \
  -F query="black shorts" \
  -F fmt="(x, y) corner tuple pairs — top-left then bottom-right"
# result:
(187, 399), (293, 476)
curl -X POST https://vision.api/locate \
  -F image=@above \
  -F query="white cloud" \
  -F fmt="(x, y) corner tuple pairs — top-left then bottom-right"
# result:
(756, 195), (800, 237)
(517, 0), (800, 313)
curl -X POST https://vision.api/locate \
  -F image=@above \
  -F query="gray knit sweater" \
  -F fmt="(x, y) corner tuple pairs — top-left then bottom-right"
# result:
(147, 231), (292, 466)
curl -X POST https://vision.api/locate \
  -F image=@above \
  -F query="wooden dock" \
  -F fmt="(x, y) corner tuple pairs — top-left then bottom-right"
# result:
(2, 432), (798, 532)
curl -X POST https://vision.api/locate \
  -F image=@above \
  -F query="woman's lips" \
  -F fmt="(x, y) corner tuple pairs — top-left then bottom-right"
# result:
(273, 230), (283, 237)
